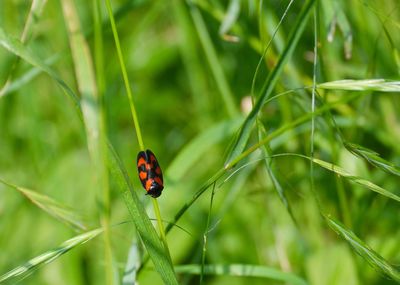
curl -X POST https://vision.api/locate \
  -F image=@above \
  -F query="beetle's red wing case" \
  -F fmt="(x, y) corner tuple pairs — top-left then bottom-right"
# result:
(136, 149), (164, 198)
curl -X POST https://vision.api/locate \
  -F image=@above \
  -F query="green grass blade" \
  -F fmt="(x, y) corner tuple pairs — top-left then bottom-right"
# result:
(317, 79), (400, 92)
(225, 0), (316, 166)
(0, 27), (81, 114)
(189, 2), (238, 118)
(166, 118), (242, 182)
(0, 0), (47, 95)
(344, 142), (400, 176)
(107, 144), (178, 285)
(175, 264), (308, 285)
(325, 215), (400, 282)
(0, 55), (58, 97)
(218, 0), (240, 41)
(60, 1), (114, 284)
(257, 124), (297, 225)
(0, 228), (103, 283)
(0, 178), (86, 231)
(105, 0), (144, 150)
(310, 157), (400, 203)
(0, 27), (82, 118)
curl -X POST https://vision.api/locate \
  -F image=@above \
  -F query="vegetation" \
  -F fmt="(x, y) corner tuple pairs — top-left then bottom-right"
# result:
(1, 0), (399, 284)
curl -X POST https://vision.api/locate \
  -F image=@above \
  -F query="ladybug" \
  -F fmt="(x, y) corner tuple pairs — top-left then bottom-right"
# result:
(137, 149), (164, 198)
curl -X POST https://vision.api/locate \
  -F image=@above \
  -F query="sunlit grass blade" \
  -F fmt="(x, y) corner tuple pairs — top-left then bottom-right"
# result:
(317, 79), (400, 92)
(189, 2), (238, 118)
(175, 264), (308, 285)
(166, 119), (242, 182)
(61, 0), (100, 165)
(325, 215), (400, 282)
(218, 0), (240, 42)
(335, 3), (353, 59)
(122, 241), (141, 285)
(107, 144), (178, 284)
(310, 157), (400, 203)
(0, 27), (81, 114)
(0, 228), (103, 283)
(61, 1), (114, 284)
(344, 142), (400, 176)
(225, 0), (316, 166)
(0, 178), (86, 231)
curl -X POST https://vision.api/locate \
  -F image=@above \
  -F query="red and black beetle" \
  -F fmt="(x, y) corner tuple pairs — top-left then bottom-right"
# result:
(137, 149), (164, 198)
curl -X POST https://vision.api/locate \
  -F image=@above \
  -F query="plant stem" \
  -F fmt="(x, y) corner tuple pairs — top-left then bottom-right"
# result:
(104, 0), (145, 150)
(200, 183), (216, 285)
(94, 0), (114, 284)
(152, 198), (173, 264)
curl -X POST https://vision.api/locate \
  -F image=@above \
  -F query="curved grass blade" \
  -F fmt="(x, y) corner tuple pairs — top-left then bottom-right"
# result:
(0, 55), (59, 98)
(317, 79), (400, 92)
(0, 24), (177, 284)
(225, 0), (316, 166)
(0, 228), (103, 283)
(344, 142), (400, 176)
(175, 264), (308, 285)
(219, 0), (240, 42)
(166, 118), (242, 182)
(310, 157), (400, 203)
(0, 27), (81, 115)
(0, 0), (48, 95)
(325, 215), (400, 282)
(257, 123), (297, 225)
(108, 144), (178, 285)
(0, 178), (86, 231)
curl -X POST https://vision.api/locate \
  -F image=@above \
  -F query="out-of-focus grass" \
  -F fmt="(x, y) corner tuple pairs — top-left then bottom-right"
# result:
(1, 1), (400, 284)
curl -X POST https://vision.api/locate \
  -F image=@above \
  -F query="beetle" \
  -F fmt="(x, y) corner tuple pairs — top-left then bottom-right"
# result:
(137, 149), (164, 198)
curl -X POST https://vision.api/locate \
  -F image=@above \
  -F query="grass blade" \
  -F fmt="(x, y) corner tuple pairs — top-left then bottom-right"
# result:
(189, 2), (238, 117)
(225, 0), (316, 166)
(0, 178), (86, 231)
(61, 0), (100, 165)
(61, 1), (115, 284)
(219, 0), (240, 42)
(344, 142), (400, 176)
(311, 157), (400, 203)
(325, 215), (400, 282)
(0, 228), (103, 283)
(317, 79), (400, 92)
(175, 264), (308, 285)
(0, 55), (58, 97)
(0, 27), (81, 114)
(108, 144), (178, 285)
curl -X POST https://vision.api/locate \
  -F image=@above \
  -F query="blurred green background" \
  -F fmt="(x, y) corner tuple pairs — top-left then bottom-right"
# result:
(1, 0), (400, 284)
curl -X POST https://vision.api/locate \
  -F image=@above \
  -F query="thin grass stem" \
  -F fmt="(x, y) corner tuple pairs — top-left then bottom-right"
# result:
(104, 0), (145, 150)
(152, 198), (173, 265)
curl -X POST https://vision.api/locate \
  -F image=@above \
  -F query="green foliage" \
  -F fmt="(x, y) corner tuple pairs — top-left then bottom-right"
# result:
(1, 1), (400, 285)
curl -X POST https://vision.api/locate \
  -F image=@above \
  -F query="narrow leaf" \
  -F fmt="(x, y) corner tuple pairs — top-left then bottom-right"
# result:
(0, 27), (82, 114)
(325, 215), (400, 282)
(108, 144), (178, 285)
(175, 264), (308, 285)
(219, 0), (241, 42)
(344, 142), (400, 176)
(225, 0), (316, 166)
(0, 228), (103, 283)
(317, 79), (400, 92)
(0, 178), (86, 231)
(311, 158), (400, 203)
